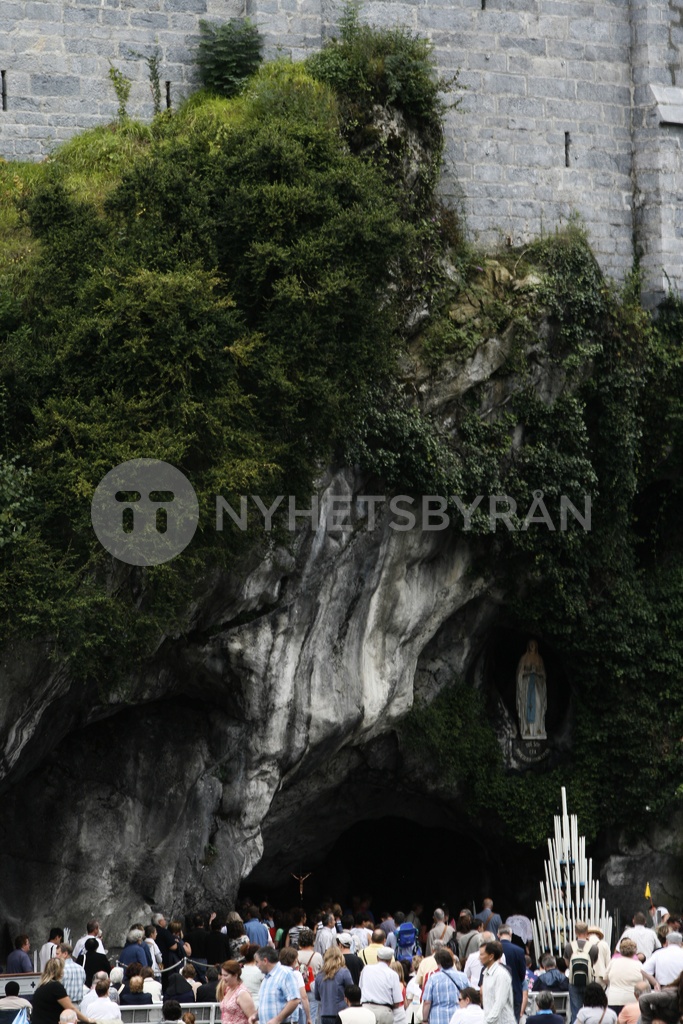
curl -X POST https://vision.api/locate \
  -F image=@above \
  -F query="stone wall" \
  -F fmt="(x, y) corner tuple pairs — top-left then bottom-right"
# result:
(0, 0), (681, 299)
(356, 0), (634, 286)
(631, 0), (683, 306)
(0, 0), (244, 157)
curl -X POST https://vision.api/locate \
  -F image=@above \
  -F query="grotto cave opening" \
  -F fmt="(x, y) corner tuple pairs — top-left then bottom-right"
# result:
(241, 813), (547, 920)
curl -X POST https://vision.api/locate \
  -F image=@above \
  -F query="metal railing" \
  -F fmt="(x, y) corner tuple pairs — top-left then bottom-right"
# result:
(527, 991), (570, 1023)
(120, 1004), (221, 1024)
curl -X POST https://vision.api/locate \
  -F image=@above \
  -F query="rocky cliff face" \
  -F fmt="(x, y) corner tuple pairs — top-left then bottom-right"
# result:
(0, 487), (495, 942)
(0, 275), (675, 950)
(0, 439), (492, 936)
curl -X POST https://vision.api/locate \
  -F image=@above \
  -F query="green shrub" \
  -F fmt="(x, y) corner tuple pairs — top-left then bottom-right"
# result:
(196, 18), (264, 98)
(0, 64), (417, 677)
(307, 3), (444, 136)
(306, 3), (450, 214)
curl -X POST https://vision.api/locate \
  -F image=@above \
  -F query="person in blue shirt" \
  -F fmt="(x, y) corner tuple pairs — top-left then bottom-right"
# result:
(533, 955), (569, 993)
(473, 903), (502, 939)
(245, 909), (271, 949)
(119, 929), (152, 969)
(497, 927), (527, 1022)
(422, 948), (469, 1024)
(6, 935), (33, 974)
(250, 947), (301, 1024)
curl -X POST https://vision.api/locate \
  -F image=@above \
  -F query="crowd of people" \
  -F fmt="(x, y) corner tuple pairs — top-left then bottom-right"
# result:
(1, 899), (681, 1024)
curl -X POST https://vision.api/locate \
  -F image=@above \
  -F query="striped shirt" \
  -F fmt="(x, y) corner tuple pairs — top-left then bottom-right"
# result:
(258, 963), (301, 1024)
(423, 969), (468, 1024)
(63, 958), (87, 1005)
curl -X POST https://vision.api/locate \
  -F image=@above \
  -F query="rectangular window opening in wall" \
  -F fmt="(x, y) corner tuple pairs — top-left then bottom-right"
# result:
(481, 0), (486, 8)
(565, 131), (570, 167)
(166, 81), (171, 109)
(1, 71), (6, 112)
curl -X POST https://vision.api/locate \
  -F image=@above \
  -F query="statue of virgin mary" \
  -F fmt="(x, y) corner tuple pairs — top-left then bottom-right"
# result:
(516, 639), (547, 740)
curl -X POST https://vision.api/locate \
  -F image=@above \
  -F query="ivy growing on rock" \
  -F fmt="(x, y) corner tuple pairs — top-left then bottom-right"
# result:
(397, 230), (683, 844)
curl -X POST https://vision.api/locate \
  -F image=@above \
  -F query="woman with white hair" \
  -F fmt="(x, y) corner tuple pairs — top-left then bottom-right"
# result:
(108, 967), (124, 1004)
(119, 929), (150, 970)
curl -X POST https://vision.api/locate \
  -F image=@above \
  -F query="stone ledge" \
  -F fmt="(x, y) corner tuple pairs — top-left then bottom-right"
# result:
(650, 84), (683, 125)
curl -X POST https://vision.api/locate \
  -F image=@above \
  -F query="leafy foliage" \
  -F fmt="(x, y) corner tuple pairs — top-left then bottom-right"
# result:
(402, 683), (566, 846)
(0, 62), (421, 679)
(306, 3), (451, 215)
(146, 49), (163, 115)
(397, 230), (683, 844)
(344, 386), (463, 496)
(307, 3), (445, 137)
(196, 19), (264, 99)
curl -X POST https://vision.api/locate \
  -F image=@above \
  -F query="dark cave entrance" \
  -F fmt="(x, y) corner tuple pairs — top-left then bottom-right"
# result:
(240, 618), (572, 924)
(241, 813), (547, 921)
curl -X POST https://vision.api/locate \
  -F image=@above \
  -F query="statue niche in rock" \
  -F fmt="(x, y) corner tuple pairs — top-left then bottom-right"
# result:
(516, 639), (547, 741)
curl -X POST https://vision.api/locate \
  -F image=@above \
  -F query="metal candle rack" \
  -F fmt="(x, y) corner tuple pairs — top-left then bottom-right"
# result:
(532, 787), (613, 962)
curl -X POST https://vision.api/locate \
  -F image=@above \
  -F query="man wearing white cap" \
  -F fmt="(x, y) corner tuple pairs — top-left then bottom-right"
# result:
(642, 931), (683, 987)
(360, 947), (403, 1024)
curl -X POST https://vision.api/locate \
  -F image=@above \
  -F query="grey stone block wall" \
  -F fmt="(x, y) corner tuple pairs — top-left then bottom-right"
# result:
(630, 0), (683, 306)
(0, 0), (682, 301)
(353, 0), (634, 286)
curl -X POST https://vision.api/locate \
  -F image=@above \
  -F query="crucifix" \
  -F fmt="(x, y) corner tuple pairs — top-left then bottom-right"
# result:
(292, 871), (312, 900)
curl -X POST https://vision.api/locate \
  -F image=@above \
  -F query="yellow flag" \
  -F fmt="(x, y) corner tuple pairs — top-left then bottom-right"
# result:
(645, 883), (651, 899)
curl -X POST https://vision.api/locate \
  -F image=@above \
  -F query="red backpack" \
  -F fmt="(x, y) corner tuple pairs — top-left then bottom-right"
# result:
(300, 960), (315, 992)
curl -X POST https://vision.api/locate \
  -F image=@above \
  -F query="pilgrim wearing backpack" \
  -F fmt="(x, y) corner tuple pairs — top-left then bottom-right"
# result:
(297, 930), (324, 1024)
(564, 923), (596, 1024)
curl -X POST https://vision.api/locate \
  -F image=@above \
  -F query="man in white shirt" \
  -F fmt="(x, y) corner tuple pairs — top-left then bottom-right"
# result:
(73, 921), (106, 961)
(0, 982), (33, 1013)
(86, 980), (122, 1022)
(449, 988), (484, 1024)
(82, 973), (111, 1015)
(314, 915), (338, 957)
(621, 914), (660, 961)
(142, 970), (163, 1004)
(360, 947), (403, 1024)
(464, 935), (496, 990)
(351, 917), (373, 952)
(339, 985), (376, 1024)
(642, 931), (683, 986)
(39, 929), (65, 972)
(480, 941), (515, 1024)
